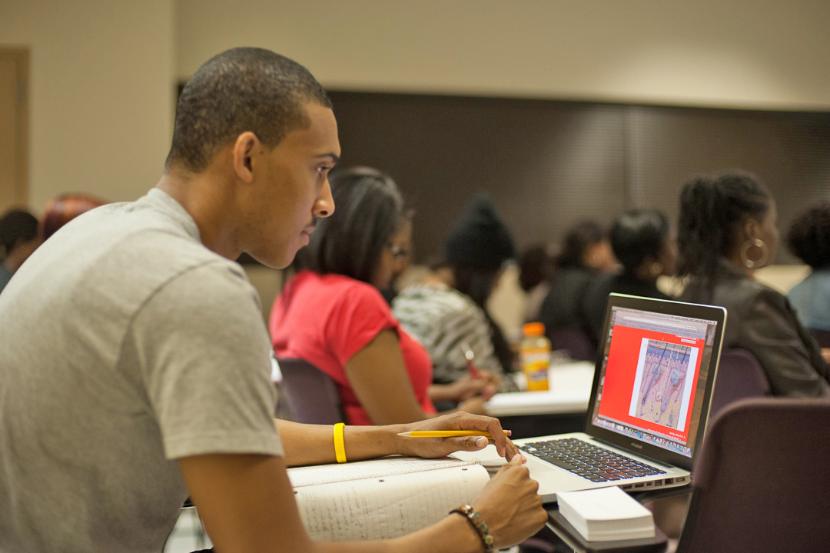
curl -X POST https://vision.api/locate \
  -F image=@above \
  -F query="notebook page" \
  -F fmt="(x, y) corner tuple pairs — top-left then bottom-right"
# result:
(292, 463), (490, 540)
(288, 457), (473, 488)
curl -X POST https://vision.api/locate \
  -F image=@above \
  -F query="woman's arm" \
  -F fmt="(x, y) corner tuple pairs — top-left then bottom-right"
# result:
(345, 329), (430, 424)
(278, 410), (520, 467)
(277, 420), (400, 467)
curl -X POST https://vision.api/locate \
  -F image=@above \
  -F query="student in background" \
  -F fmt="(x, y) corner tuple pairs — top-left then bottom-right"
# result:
(582, 209), (676, 342)
(538, 220), (616, 356)
(393, 194), (516, 394)
(0, 47), (546, 553)
(518, 243), (556, 323)
(42, 193), (106, 240)
(678, 171), (829, 396)
(0, 208), (40, 293)
(786, 201), (830, 344)
(270, 168), (492, 425)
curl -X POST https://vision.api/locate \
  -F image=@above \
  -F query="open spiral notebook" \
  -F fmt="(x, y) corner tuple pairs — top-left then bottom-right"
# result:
(287, 456), (489, 540)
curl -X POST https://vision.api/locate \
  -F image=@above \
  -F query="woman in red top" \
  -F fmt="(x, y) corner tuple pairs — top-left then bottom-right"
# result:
(269, 167), (492, 425)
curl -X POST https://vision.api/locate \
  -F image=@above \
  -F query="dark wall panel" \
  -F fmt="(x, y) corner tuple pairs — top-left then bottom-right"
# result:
(330, 92), (626, 261)
(329, 91), (830, 264)
(628, 107), (830, 262)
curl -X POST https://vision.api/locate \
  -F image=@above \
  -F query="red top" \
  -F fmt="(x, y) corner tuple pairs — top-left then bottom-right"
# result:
(269, 270), (436, 425)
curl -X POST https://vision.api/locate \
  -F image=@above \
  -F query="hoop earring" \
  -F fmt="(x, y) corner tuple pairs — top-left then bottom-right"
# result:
(740, 238), (769, 269)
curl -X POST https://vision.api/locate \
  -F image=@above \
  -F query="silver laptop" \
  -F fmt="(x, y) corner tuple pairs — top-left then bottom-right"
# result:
(515, 293), (726, 503)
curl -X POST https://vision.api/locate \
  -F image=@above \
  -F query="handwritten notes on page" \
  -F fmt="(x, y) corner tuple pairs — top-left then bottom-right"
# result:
(287, 457), (489, 540)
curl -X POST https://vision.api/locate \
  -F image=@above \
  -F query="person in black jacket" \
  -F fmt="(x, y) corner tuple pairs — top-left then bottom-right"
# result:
(583, 209), (676, 342)
(678, 171), (829, 397)
(538, 221), (616, 359)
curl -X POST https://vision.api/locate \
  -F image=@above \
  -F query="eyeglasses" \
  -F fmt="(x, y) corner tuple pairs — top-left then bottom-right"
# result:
(387, 243), (410, 261)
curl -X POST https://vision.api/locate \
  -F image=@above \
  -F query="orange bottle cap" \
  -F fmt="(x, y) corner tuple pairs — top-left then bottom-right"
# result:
(523, 322), (545, 336)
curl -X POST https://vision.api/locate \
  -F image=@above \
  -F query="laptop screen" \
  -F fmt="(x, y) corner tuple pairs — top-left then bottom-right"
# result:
(588, 303), (721, 459)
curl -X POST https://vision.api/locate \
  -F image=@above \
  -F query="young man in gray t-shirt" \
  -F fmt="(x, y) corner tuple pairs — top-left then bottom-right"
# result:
(0, 48), (546, 553)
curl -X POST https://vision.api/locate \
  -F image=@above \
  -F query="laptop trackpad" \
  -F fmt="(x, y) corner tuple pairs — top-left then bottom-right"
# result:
(525, 453), (592, 497)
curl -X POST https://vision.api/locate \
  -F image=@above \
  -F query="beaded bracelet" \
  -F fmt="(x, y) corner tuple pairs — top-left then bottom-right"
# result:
(449, 504), (495, 553)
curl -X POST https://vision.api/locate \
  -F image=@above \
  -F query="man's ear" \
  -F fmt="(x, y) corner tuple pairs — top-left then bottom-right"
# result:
(231, 132), (260, 183)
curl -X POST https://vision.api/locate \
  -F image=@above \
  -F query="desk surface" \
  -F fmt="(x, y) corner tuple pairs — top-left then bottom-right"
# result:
(485, 361), (595, 417)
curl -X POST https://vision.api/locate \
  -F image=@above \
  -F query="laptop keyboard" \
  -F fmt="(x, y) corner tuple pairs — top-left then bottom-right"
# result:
(519, 438), (666, 482)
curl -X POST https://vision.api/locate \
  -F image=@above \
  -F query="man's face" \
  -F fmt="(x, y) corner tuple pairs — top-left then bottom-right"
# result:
(241, 103), (341, 268)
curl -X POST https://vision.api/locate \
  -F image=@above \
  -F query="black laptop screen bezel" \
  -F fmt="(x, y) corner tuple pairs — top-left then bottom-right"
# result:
(585, 293), (727, 471)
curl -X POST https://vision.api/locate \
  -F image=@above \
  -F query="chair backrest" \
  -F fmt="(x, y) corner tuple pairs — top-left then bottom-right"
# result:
(548, 327), (596, 362)
(678, 397), (830, 553)
(276, 357), (344, 424)
(708, 348), (770, 418)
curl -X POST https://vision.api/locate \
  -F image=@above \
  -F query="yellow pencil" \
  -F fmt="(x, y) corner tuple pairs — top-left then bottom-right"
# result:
(397, 430), (511, 438)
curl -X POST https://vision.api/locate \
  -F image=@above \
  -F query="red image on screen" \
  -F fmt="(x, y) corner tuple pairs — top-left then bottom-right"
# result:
(597, 324), (703, 443)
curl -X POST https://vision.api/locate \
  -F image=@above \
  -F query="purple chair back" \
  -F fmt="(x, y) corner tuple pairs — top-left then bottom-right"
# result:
(678, 397), (830, 553)
(708, 348), (770, 418)
(549, 327), (596, 362)
(277, 358), (344, 424)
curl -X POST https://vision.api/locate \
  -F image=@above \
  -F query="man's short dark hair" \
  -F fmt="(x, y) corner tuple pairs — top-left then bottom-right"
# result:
(165, 47), (332, 172)
(788, 202), (830, 269)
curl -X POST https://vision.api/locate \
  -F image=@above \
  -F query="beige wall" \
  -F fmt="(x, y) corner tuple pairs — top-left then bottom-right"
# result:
(177, 0), (830, 110)
(0, 1), (820, 325)
(0, 0), (174, 212)
(2, 1), (827, 214)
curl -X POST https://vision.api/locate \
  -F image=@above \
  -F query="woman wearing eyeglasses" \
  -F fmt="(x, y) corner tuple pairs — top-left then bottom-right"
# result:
(678, 171), (829, 397)
(269, 167), (491, 425)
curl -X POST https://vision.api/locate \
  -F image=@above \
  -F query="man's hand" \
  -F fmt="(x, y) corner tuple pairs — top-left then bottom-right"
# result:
(472, 455), (547, 548)
(394, 411), (519, 460)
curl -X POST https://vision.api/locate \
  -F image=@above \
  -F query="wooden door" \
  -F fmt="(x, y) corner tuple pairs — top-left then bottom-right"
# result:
(0, 48), (29, 212)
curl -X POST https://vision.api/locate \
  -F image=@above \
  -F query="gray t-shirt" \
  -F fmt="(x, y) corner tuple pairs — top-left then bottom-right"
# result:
(0, 188), (283, 552)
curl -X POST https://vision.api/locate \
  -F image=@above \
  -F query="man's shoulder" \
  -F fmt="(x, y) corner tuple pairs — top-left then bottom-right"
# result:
(90, 215), (231, 295)
(13, 195), (243, 317)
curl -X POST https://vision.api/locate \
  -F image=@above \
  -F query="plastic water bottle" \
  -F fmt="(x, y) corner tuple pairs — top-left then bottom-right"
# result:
(521, 322), (551, 392)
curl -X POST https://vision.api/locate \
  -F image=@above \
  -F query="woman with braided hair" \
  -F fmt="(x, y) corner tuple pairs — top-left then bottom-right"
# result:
(678, 171), (829, 397)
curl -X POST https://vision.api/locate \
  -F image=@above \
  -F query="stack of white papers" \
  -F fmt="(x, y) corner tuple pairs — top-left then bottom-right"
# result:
(557, 486), (655, 542)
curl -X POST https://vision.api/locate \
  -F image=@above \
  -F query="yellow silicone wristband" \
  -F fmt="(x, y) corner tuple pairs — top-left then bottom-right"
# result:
(333, 422), (347, 463)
